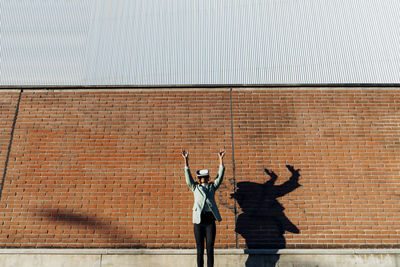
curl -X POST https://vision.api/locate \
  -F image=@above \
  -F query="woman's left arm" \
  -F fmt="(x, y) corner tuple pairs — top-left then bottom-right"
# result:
(214, 149), (226, 189)
(182, 149), (196, 191)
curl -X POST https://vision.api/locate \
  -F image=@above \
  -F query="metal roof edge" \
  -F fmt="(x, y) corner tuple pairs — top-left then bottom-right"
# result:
(1, 84), (400, 90)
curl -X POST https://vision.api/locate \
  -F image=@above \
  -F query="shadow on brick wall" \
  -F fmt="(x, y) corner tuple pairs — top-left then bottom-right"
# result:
(28, 207), (144, 247)
(231, 165), (301, 267)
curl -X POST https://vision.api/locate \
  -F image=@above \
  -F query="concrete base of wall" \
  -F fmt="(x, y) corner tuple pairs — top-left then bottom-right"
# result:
(0, 249), (400, 267)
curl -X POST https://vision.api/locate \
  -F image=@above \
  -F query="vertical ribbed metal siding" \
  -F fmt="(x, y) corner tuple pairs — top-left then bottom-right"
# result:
(2, 0), (93, 85)
(2, 0), (400, 85)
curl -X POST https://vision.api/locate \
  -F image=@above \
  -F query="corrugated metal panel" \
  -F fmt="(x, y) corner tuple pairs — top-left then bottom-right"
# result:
(2, 0), (400, 85)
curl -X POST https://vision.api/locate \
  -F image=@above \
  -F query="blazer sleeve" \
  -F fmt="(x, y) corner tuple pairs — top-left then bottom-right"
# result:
(185, 166), (197, 191)
(213, 165), (225, 190)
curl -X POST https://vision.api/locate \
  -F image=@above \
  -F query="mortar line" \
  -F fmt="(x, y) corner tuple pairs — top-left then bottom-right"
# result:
(0, 89), (23, 200)
(229, 88), (238, 248)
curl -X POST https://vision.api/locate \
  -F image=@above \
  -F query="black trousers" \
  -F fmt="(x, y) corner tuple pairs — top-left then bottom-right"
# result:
(194, 212), (216, 267)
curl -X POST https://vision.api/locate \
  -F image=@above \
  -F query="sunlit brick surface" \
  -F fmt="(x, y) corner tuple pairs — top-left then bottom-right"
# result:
(0, 91), (20, 189)
(0, 88), (399, 249)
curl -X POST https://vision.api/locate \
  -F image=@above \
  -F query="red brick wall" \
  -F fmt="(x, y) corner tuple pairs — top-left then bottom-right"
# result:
(0, 91), (20, 173)
(0, 88), (399, 249)
(231, 89), (400, 249)
(0, 91), (21, 198)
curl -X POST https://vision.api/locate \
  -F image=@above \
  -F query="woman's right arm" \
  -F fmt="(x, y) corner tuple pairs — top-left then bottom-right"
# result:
(214, 149), (225, 189)
(182, 149), (196, 191)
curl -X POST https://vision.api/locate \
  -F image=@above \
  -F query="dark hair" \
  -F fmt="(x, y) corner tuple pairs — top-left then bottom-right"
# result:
(198, 175), (210, 180)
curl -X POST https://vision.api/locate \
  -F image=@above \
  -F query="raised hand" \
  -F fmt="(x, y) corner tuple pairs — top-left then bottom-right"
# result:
(181, 149), (189, 158)
(218, 149), (226, 158)
(286, 165), (300, 177)
(181, 149), (189, 167)
(264, 168), (278, 179)
(218, 149), (225, 166)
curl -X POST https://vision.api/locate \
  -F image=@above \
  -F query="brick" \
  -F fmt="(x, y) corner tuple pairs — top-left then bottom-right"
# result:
(0, 88), (399, 249)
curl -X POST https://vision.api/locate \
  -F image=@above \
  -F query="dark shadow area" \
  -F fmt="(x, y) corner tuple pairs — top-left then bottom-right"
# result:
(231, 165), (301, 267)
(28, 207), (144, 248)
